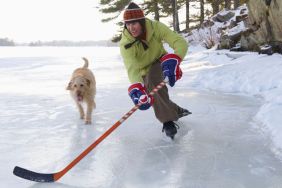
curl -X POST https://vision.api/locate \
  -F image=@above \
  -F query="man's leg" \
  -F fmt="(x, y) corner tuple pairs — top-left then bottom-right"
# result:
(143, 62), (182, 123)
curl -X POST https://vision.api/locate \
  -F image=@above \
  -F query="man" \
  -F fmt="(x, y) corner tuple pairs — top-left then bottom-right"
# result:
(119, 2), (191, 139)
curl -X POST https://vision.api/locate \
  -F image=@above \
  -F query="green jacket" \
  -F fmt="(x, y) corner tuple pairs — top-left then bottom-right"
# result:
(119, 18), (188, 83)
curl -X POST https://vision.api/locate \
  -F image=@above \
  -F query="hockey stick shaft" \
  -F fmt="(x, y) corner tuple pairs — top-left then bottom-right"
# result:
(54, 80), (166, 181)
(13, 80), (167, 182)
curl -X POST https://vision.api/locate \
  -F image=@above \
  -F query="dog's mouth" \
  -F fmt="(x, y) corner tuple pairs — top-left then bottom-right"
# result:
(76, 93), (83, 102)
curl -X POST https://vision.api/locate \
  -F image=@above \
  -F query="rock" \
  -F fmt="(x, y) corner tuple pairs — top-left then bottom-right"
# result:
(259, 44), (273, 55)
(265, 0), (272, 6)
(228, 20), (237, 29)
(219, 34), (234, 49)
(240, 8), (248, 14)
(235, 14), (248, 22)
(270, 41), (282, 54)
(240, 29), (260, 51)
(228, 31), (242, 44)
(188, 1), (282, 54)
(247, 0), (282, 46)
(216, 10), (235, 22)
(202, 20), (215, 28)
(230, 43), (243, 51)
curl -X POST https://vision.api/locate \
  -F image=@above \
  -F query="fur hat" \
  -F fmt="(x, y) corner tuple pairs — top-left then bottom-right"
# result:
(123, 2), (145, 23)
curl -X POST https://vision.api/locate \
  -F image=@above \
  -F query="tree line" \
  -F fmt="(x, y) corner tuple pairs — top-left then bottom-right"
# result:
(99, 0), (247, 41)
(0, 38), (15, 46)
(0, 38), (117, 47)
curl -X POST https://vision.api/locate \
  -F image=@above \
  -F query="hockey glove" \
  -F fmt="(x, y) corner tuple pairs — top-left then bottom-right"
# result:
(160, 53), (182, 87)
(128, 83), (154, 110)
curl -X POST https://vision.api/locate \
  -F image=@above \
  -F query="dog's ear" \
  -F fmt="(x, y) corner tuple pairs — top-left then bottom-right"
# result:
(66, 81), (72, 90)
(86, 79), (91, 87)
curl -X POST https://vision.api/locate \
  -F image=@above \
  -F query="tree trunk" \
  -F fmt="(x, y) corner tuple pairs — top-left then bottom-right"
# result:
(153, 0), (160, 21)
(212, 0), (220, 15)
(233, 0), (240, 9)
(200, 0), (204, 25)
(186, 0), (190, 31)
(225, 0), (231, 9)
(172, 0), (180, 32)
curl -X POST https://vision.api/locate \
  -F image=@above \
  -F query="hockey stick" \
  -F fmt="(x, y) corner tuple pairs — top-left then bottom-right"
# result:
(13, 80), (167, 182)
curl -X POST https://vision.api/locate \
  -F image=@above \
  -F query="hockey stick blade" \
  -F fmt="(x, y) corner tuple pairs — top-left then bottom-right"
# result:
(13, 166), (55, 182)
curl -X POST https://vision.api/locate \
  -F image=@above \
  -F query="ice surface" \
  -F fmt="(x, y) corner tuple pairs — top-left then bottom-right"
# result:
(1, 46), (282, 187)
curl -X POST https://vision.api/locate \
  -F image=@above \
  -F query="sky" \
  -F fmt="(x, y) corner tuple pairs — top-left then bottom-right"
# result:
(0, 0), (120, 42)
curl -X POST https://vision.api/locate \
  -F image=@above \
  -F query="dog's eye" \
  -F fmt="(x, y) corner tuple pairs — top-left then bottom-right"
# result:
(80, 84), (84, 87)
(74, 84), (77, 88)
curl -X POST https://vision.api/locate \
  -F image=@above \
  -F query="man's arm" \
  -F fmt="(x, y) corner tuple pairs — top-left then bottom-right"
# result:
(156, 21), (188, 59)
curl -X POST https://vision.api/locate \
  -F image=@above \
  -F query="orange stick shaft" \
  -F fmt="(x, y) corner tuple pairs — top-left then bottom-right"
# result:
(53, 81), (166, 181)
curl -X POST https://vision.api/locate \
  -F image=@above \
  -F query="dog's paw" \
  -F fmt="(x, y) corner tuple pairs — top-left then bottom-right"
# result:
(85, 120), (92, 125)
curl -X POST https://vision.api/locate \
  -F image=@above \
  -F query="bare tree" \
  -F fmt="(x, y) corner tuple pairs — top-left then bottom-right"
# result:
(185, 0), (190, 31)
(200, 0), (205, 25)
(171, 0), (180, 32)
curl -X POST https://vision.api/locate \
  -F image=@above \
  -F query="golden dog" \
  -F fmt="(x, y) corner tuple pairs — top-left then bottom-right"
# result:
(66, 57), (96, 124)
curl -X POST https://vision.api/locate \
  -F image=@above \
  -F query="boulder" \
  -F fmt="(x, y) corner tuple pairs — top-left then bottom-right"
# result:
(247, 0), (282, 48)
(235, 14), (248, 22)
(189, 1), (282, 54)
(240, 29), (259, 51)
(216, 10), (235, 22)
(219, 34), (233, 49)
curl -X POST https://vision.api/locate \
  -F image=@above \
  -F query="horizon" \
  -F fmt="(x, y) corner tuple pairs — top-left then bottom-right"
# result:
(10, 38), (115, 44)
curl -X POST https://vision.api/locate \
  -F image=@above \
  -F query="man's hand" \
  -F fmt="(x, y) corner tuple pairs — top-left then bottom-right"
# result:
(128, 83), (154, 110)
(160, 54), (182, 87)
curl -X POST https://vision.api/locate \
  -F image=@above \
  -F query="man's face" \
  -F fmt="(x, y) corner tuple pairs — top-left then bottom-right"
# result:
(126, 21), (142, 38)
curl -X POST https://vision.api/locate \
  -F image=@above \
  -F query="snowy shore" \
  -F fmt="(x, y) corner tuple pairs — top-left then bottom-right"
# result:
(183, 45), (282, 158)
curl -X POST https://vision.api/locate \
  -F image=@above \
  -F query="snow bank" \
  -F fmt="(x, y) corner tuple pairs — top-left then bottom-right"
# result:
(182, 45), (282, 157)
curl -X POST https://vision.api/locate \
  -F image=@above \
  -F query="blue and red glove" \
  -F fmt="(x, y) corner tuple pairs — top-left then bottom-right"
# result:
(160, 53), (182, 87)
(128, 83), (154, 110)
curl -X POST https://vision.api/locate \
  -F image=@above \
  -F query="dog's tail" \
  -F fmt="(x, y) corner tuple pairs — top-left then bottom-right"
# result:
(82, 57), (89, 68)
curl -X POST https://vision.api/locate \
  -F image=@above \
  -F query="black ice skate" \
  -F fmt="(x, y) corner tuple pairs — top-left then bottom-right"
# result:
(162, 121), (179, 140)
(178, 108), (192, 118)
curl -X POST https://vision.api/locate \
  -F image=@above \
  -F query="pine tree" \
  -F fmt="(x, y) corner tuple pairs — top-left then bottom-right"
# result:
(99, 0), (130, 42)
(143, 0), (159, 21)
(99, 0), (130, 22)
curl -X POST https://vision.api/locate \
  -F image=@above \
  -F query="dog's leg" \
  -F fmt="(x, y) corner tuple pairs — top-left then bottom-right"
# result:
(76, 102), (85, 119)
(85, 101), (94, 124)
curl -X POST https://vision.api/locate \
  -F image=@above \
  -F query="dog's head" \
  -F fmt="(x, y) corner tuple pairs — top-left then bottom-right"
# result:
(66, 76), (91, 102)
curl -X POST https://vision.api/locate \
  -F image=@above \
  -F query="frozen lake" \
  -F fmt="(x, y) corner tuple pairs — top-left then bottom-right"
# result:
(1, 47), (282, 188)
